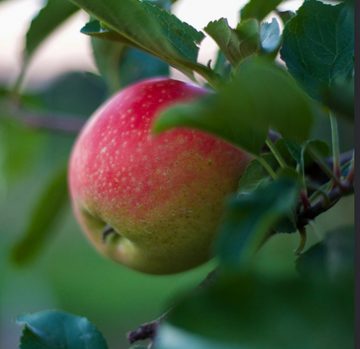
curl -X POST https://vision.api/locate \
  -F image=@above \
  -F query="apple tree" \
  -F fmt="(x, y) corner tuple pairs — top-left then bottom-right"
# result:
(0, 0), (354, 348)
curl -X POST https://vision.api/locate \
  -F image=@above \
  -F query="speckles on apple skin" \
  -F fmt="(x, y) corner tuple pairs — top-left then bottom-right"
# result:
(69, 78), (253, 274)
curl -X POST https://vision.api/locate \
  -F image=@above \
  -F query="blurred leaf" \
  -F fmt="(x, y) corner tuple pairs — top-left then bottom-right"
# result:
(128, 347), (148, 349)
(16, 309), (108, 349)
(91, 33), (170, 93)
(42, 71), (107, 116)
(157, 273), (354, 349)
(304, 140), (330, 167)
(260, 18), (280, 53)
(217, 177), (300, 268)
(11, 164), (68, 266)
(0, 119), (44, 185)
(73, 0), (218, 83)
(204, 18), (260, 68)
(322, 77), (354, 121)
(213, 50), (232, 82)
(276, 10), (295, 24)
(238, 153), (278, 193)
(154, 62), (313, 155)
(240, 0), (283, 21)
(281, 1), (354, 105)
(283, 138), (302, 165)
(25, 0), (79, 58)
(296, 226), (354, 282)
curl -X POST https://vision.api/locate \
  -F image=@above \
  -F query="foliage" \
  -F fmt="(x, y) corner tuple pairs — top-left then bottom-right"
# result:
(0, 0), (354, 348)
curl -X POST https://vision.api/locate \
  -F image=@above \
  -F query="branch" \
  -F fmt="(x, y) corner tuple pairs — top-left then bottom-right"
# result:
(297, 181), (354, 228)
(126, 269), (217, 347)
(0, 102), (86, 134)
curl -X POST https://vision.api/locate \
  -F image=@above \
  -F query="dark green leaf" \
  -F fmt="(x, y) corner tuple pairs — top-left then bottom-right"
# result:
(42, 71), (107, 116)
(154, 62), (313, 155)
(241, 0), (283, 21)
(283, 138), (303, 164)
(322, 77), (354, 121)
(142, 1), (205, 63)
(204, 18), (260, 68)
(280, 1), (354, 104)
(296, 226), (354, 281)
(238, 153), (278, 193)
(11, 164), (68, 266)
(304, 140), (330, 167)
(26, 0), (79, 58)
(16, 309), (108, 349)
(213, 50), (232, 81)
(276, 10), (295, 25)
(73, 0), (217, 83)
(91, 32), (169, 94)
(157, 273), (354, 349)
(217, 177), (300, 268)
(260, 18), (280, 53)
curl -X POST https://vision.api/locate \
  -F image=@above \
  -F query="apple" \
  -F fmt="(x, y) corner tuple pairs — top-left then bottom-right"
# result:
(69, 78), (252, 274)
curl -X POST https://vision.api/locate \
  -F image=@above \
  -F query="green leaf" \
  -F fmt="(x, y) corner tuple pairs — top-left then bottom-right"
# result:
(16, 309), (108, 349)
(11, 164), (69, 266)
(240, 0), (284, 21)
(141, 1), (205, 63)
(322, 77), (354, 121)
(296, 226), (354, 281)
(283, 138), (302, 165)
(157, 272), (354, 349)
(91, 31), (169, 94)
(154, 61), (313, 155)
(26, 0), (79, 58)
(260, 18), (280, 53)
(73, 0), (217, 83)
(304, 140), (330, 167)
(237, 153), (278, 193)
(280, 0), (354, 104)
(217, 177), (300, 268)
(204, 18), (260, 69)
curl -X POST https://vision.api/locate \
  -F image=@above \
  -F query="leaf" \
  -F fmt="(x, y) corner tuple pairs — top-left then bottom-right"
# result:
(25, 0), (79, 58)
(296, 226), (354, 282)
(16, 309), (108, 349)
(304, 140), (330, 167)
(280, 0), (354, 104)
(322, 76), (354, 121)
(237, 153), (278, 193)
(157, 273), (354, 349)
(73, 0), (217, 83)
(204, 18), (260, 68)
(91, 33), (169, 94)
(141, 1), (205, 63)
(260, 18), (280, 53)
(154, 61), (314, 155)
(11, 164), (69, 266)
(240, 0), (284, 21)
(217, 177), (300, 268)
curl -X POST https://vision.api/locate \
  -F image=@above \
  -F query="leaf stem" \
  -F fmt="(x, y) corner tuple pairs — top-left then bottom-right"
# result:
(330, 111), (341, 179)
(256, 155), (276, 179)
(294, 227), (306, 255)
(306, 145), (343, 189)
(346, 150), (355, 184)
(265, 136), (287, 168)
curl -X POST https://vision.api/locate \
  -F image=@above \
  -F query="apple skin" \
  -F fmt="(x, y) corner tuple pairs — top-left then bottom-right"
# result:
(69, 78), (252, 274)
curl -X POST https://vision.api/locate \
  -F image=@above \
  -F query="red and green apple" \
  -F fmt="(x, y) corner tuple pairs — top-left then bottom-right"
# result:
(69, 78), (252, 274)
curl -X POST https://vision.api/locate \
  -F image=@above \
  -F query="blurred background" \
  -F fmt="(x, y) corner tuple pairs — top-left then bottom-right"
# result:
(0, 0), (353, 348)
